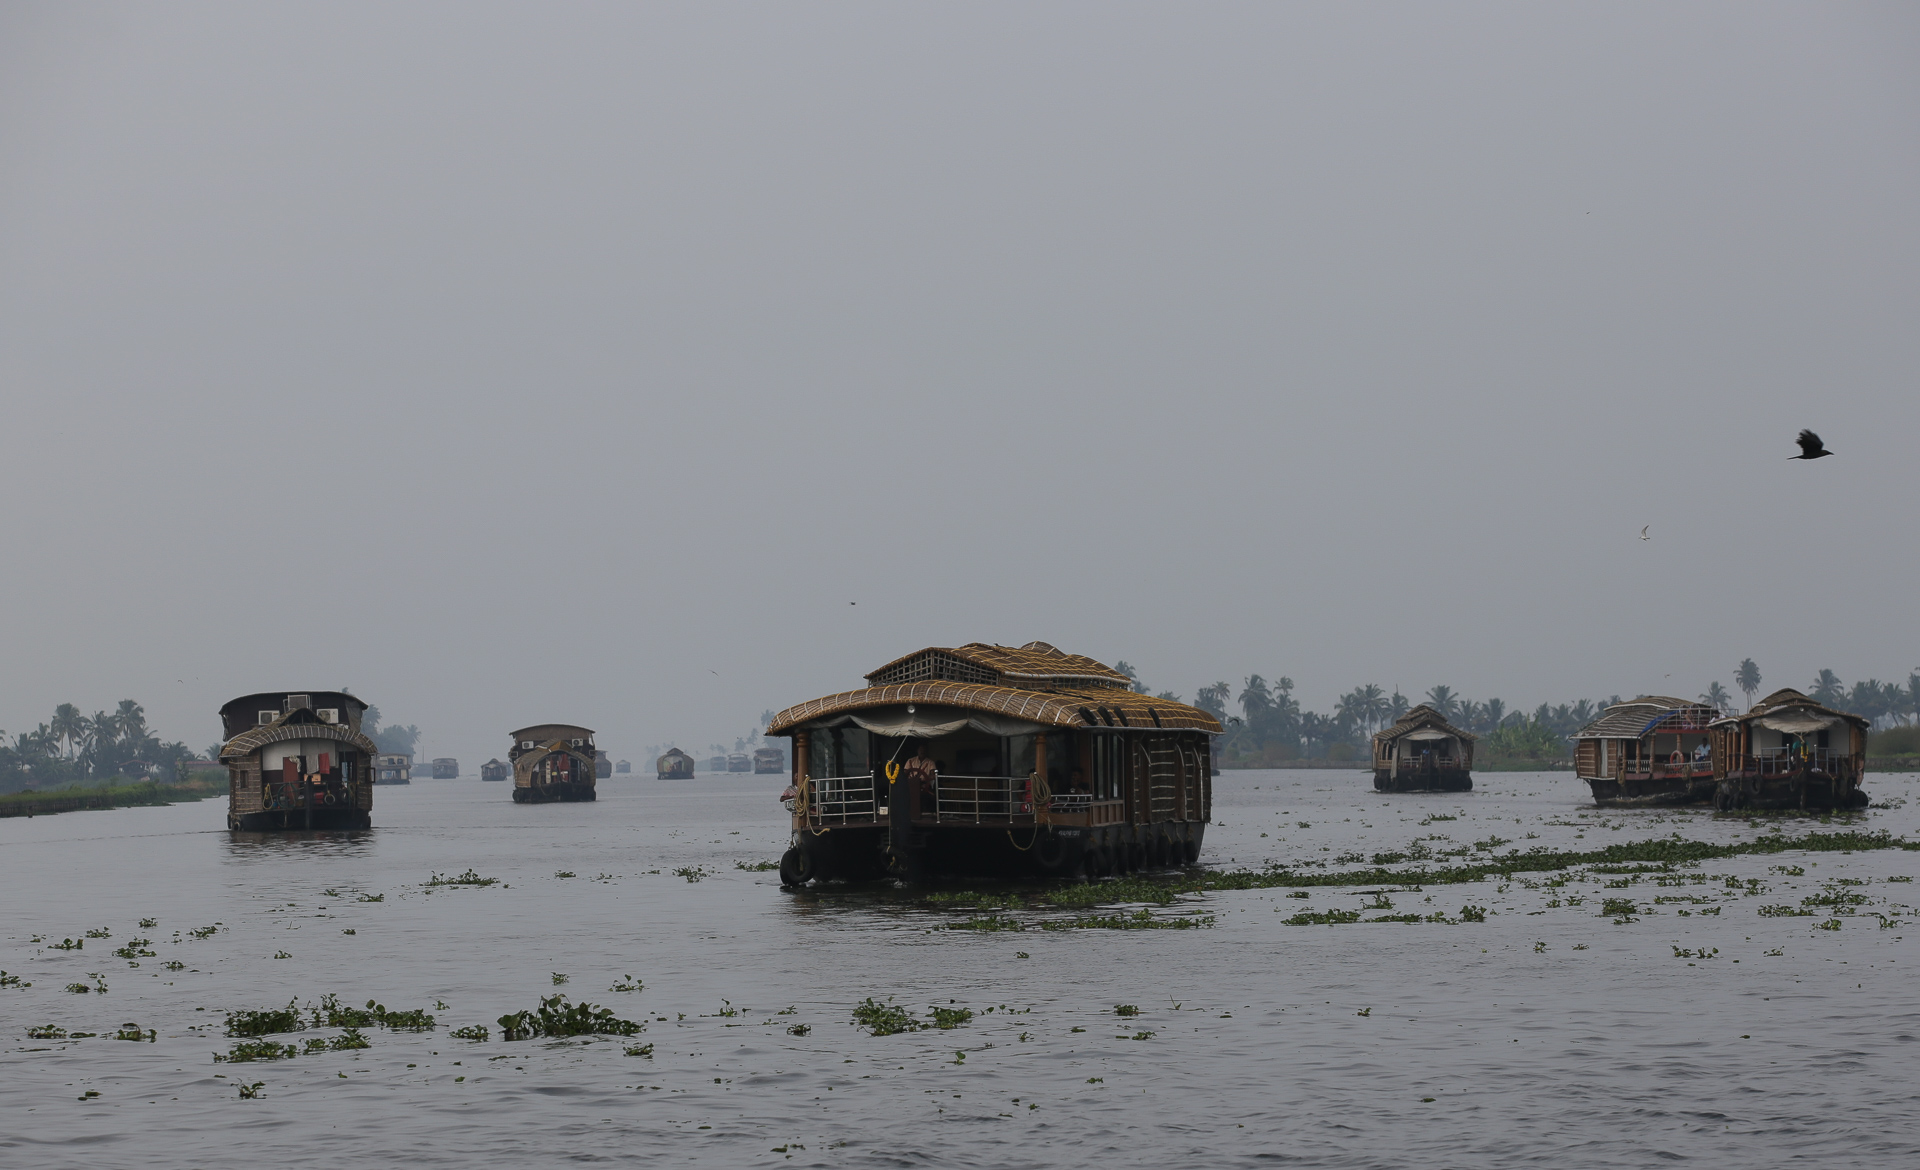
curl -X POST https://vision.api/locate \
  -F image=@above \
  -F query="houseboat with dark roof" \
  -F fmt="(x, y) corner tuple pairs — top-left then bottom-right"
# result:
(431, 757), (459, 780)
(766, 641), (1221, 884)
(1708, 689), (1870, 811)
(1571, 697), (1718, 806)
(480, 758), (509, 782)
(1371, 706), (1475, 792)
(657, 747), (696, 779)
(218, 691), (378, 830)
(509, 724), (597, 803)
(752, 746), (785, 774)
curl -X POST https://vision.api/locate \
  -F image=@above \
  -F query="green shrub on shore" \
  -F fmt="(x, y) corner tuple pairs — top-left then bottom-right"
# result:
(0, 775), (225, 816)
(1868, 726), (1920, 757)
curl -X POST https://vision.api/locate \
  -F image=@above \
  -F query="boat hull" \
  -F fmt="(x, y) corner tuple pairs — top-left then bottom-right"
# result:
(230, 807), (370, 831)
(1584, 774), (1715, 807)
(1715, 769), (1869, 812)
(784, 821), (1205, 884)
(512, 782), (597, 803)
(1373, 768), (1472, 793)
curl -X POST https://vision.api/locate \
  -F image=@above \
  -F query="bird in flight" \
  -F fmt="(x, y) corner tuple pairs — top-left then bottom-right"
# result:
(1791, 430), (1832, 460)
(1639, 526), (1650, 541)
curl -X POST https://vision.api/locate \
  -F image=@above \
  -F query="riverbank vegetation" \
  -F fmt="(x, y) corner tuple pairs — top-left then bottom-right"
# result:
(0, 774), (226, 818)
(1, 700), (207, 795)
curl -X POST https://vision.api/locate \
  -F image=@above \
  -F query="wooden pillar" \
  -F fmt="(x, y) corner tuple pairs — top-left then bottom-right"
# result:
(1034, 732), (1048, 797)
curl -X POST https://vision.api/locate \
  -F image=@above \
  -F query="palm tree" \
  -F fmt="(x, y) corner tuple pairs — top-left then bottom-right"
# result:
(1194, 682), (1232, 723)
(51, 704), (85, 758)
(1735, 659), (1762, 710)
(1387, 690), (1410, 723)
(1810, 669), (1845, 707)
(1484, 698), (1506, 729)
(1356, 684), (1388, 734)
(1424, 686), (1459, 721)
(116, 700), (148, 742)
(1700, 682), (1731, 714)
(1456, 700), (1485, 733)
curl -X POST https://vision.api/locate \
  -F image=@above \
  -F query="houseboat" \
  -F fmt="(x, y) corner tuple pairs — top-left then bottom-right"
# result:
(752, 746), (785, 774)
(766, 641), (1221, 884)
(727, 753), (751, 773)
(1708, 689), (1870, 811)
(657, 748), (696, 779)
(705, 755), (727, 773)
(615, 758), (632, 774)
(431, 757), (459, 780)
(1371, 706), (1475, 792)
(509, 724), (598, 803)
(1571, 697), (1718, 806)
(595, 750), (612, 780)
(218, 691), (377, 831)
(480, 758), (509, 782)
(375, 752), (411, 784)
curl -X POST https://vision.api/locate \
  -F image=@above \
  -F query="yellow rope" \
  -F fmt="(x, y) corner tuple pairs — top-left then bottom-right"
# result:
(1006, 827), (1041, 851)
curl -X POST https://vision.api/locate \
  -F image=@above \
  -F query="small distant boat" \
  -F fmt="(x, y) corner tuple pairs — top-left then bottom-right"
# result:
(615, 759), (632, 774)
(1572, 698), (1717, 807)
(509, 724), (598, 804)
(752, 746), (785, 774)
(705, 755), (727, 774)
(480, 758), (509, 782)
(727, 753), (751, 773)
(431, 757), (459, 780)
(1709, 689), (1870, 811)
(375, 753), (413, 785)
(1371, 707), (1474, 792)
(595, 750), (612, 780)
(657, 748), (696, 780)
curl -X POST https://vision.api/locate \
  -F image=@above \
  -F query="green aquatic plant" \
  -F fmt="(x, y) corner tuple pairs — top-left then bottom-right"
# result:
(355, 894), (383, 903)
(228, 1001), (304, 1037)
(0, 971), (30, 989)
(112, 939), (156, 959)
(851, 998), (921, 1037)
(1114, 1004), (1141, 1017)
(49, 938), (83, 951)
(450, 1024), (489, 1041)
(27, 1025), (68, 1039)
(1758, 905), (1814, 917)
(426, 869), (497, 887)
(929, 1006), (973, 1030)
(65, 982), (93, 994)
(189, 925), (220, 938)
(786, 1023), (811, 1036)
(216, 1040), (298, 1063)
(496, 995), (643, 1041)
(85, 927), (111, 938)
(113, 1024), (156, 1042)
(1284, 909), (1362, 925)
(610, 975), (643, 993)
(1458, 905), (1488, 923)
(237, 1081), (266, 1098)
(553, 871), (576, 879)
(137, 918), (157, 928)
(735, 860), (780, 871)
(624, 1043), (655, 1057)
(671, 866), (708, 882)
(551, 972), (569, 986)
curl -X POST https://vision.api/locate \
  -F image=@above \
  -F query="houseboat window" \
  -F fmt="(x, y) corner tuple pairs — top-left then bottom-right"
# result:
(1817, 729), (1830, 749)
(1046, 730), (1077, 792)
(808, 728), (870, 778)
(1006, 735), (1036, 783)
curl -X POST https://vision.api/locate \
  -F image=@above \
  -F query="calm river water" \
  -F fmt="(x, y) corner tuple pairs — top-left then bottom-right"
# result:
(3, 769), (1919, 1168)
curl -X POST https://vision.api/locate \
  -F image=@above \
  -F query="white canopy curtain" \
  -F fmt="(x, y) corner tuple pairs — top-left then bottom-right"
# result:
(1755, 713), (1840, 734)
(1403, 729), (1453, 741)
(800, 706), (1046, 739)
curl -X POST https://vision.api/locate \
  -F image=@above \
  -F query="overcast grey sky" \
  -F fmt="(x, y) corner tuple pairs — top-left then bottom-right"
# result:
(2, 2), (1915, 763)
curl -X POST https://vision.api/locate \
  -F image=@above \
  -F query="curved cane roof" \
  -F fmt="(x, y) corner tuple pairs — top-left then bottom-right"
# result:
(1371, 705), (1477, 747)
(1709, 688), (1869, 730)
(768, 643), (1221, 736)
(1572, 696), (1720, 740)
(219, 710), (378, 761)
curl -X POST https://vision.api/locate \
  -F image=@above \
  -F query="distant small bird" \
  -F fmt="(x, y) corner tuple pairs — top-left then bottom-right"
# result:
(1639, 526), (1650, 541)
(1791, 430), (1832, 460)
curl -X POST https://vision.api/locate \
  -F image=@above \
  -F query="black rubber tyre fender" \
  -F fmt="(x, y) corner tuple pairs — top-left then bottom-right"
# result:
(1183, 835), (1201, 865)
(778, 846), (814, 888)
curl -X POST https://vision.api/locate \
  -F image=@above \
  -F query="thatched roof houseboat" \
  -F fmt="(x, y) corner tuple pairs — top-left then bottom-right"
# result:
(431, 757), (459, 780)
(765, 641), (1221, 884)
(705, 755), (727, 773)
(1708, 689), (1870, 811)
(1371, 706), (1475, 792)
(218, 691), (377, 831)
(727, 753), (751, 773)
(375, 752), (411, 784)
(509, 724), (597, 803)
(657, 748), (696, 780)
(752, 746), (785, 774)
(615, 758), (632, 774)
(480, 758), (509, 782)
(1571, 697), (1718, 806)
(594, 750), (612, 780)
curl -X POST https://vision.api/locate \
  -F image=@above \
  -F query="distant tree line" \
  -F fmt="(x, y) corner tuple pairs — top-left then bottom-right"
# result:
(0, 701), (199, 795)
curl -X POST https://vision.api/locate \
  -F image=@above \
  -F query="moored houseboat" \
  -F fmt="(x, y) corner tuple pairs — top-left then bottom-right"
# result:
(1708, 689), (1870, 811)
(1571, 697), (1717, 806)
(752, 746), (785, 774)
(657, 748), (696, 779)
(1371, 706), (1475, 792)
(727, 752), (751, 773)
(218, 691), (377, 831)
(431, 757), (459, 780)
(766, 641), (1220, 884)
(509, 724), (598, 803)
(705, 755), (727, 774)
(375, 752), (412, 784)
(615, 758), (632, 774)
(480, 758), (509, 782)
(595, 750), (612, 780)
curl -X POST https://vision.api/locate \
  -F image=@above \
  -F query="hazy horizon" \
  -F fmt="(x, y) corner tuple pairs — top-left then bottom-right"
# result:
(3, 3), (1916, 766)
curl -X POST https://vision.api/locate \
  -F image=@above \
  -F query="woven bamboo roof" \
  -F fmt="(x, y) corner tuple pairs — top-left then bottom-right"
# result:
(1572, 697), (1719, 740)
(219, 708), (378, 761)
(864, 642), (1132, 689)
(1710, 688), (1868, 729)
(1371, 705), (1476, 747)
(768, 646), (1222, 737)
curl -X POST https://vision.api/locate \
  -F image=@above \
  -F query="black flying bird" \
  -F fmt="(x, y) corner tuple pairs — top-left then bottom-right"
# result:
(1791, 430), (1832, 460)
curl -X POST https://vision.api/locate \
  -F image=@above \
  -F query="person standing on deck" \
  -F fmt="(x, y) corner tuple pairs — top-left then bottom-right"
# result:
(903, 741), (937, 806)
